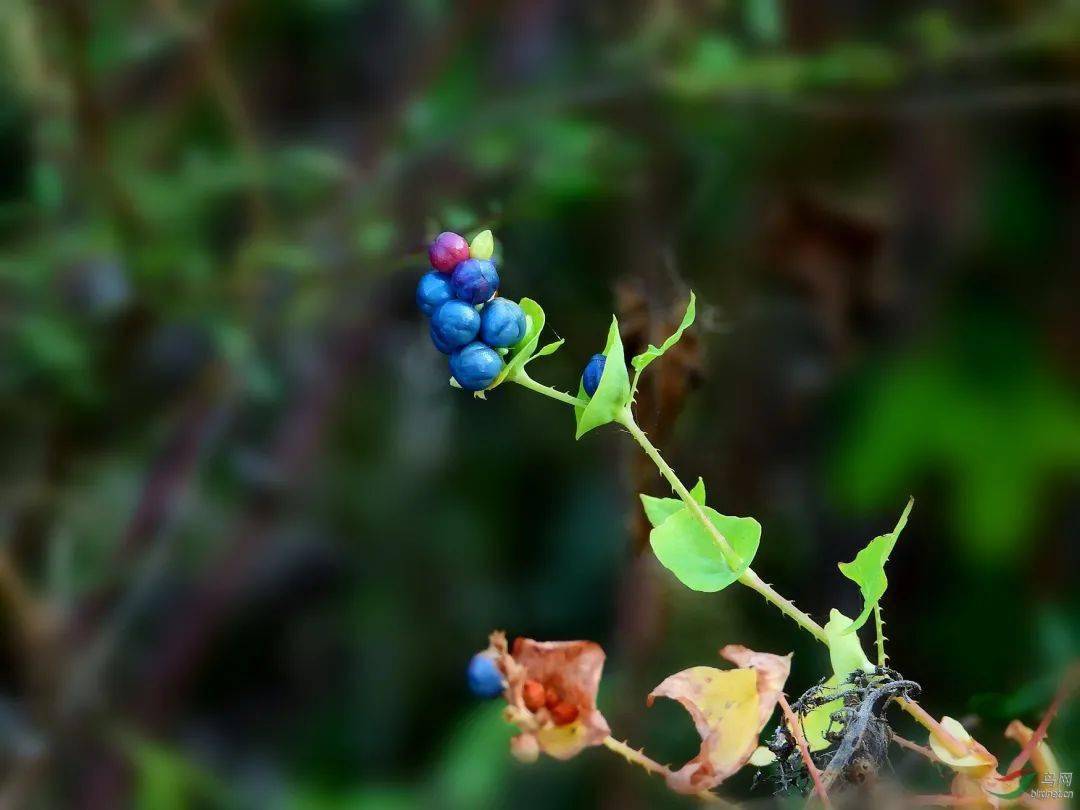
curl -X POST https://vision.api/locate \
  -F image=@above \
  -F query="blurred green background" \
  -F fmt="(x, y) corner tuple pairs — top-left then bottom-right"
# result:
(1, 0), (1078, 807)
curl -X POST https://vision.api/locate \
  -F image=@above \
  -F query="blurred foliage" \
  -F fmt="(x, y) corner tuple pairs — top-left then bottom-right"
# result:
(0, 0), (1078, 807)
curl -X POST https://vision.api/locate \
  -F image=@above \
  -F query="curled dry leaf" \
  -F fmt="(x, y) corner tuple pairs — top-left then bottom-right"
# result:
(647, 644), (792, 794)
(483, 631), (611, 762)
(928, 716), (997, 777)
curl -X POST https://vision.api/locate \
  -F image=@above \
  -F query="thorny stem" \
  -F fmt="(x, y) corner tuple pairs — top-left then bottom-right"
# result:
(1005, 665), (1077, 775)
(513, 371), (589, 409)
(602, 736), (669, 778)
(617, 409), (829, 646)
(775, 694), (832, 808)
(895, 698), (970, 759)
(515, 375), (829, 645)
(889, 731), (939, 763)
(602, 738), (725, 805)
(874, 604), (887, 668)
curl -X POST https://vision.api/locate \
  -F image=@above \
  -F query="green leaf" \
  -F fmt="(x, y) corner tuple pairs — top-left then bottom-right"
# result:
(469, 229), (494, 260)
(488, 298), (545, 390)
(837, 498), (913, 632)
(824, 609), (874, 678)
(528, 338), (564, 362)
(574, 316), (631, 439)
(800, 609), (875, 751)
(649, 506), (759, 592)
(630, 292), (696, 376)
(639, 478), (706, 528)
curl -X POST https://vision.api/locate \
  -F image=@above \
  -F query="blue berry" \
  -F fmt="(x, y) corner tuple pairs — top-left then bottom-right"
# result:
(450, 341), (505, 391)
(416, 271), (454, 316)
(582, 353), (606, 396)
(467, 652), (504, 698)
(451, 259), (499, 305)
(480, 298), (526, 348)
(430, 300), (480, 354)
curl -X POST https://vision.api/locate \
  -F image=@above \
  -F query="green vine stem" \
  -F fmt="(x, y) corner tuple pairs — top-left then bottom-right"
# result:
(874, 604), (888, 667)
(513, 370), (588, 408)
(617, 409), (828, 646)
(511, 373), (828, 646)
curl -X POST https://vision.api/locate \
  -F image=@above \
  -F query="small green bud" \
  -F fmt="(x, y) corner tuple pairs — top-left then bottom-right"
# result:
(469, 229), (495, 260)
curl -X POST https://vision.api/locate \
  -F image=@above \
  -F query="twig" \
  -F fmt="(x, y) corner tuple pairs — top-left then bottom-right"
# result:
(775, 694), (831, 808)
(874, 604), (887, 668)
(896, 698), (969, 760)
(602, 736), (670, 778)
(889, 731), (939, 763)
(1004, 664), (1078, 776)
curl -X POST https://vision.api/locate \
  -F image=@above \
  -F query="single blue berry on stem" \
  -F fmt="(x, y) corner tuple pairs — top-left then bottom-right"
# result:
(429, 232), (470, 273)
(415, 270), (454, 315)
(480, 298), (526, 348)
(582, 353), (606, 396)
(450, 341), (505, 391)
(467, 652), (504, 698)
(451, 258), (499, 305)
(430, 300), (480, 354)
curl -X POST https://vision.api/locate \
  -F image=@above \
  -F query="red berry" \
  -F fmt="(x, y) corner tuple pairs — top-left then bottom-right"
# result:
(544, 686), (560, 710)
(550, 701), (579, 726)
(522, 679), (546, 712)
(429, 232), (469, 273)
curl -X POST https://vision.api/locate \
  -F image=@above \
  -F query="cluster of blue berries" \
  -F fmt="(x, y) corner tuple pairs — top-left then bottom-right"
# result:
(416, 231), (527, 391)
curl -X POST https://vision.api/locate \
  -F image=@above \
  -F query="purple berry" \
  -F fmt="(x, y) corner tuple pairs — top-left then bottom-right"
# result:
(480, 298), (526, 348)
(582, 353), (606, 397)
(430, 300), (480, 354)
(429, 232), (470, 273)
(451, 259), (499, 306)
(416, 271), (454, 316)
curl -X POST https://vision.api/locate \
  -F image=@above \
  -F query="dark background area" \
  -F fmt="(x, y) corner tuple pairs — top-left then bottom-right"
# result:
(0, 1), (1077, 807)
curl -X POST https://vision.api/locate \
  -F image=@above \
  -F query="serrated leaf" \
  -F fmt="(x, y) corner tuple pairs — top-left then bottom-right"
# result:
(837, 498), (913, 633)
(574, 316), (631, 439)
(488, 298), (545, 390)
(639, 478), (706, 528)
(630, 292), (696, 376)
(649, 506), (759, 592)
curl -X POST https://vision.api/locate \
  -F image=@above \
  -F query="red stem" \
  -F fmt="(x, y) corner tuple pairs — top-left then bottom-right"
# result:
(1005, 665), (1078, 775)
(776, 693), (832, 809)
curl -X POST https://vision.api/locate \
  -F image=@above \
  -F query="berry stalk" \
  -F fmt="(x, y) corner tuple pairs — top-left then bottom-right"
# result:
(512, 370), (589, 408)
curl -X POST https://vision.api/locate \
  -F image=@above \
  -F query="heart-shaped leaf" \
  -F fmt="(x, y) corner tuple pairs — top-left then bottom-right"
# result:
(837, 498), (913, 632)
(639, 478), (706, 528)
(574, 316), (631, 439)
(649, 506), (759, 592)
